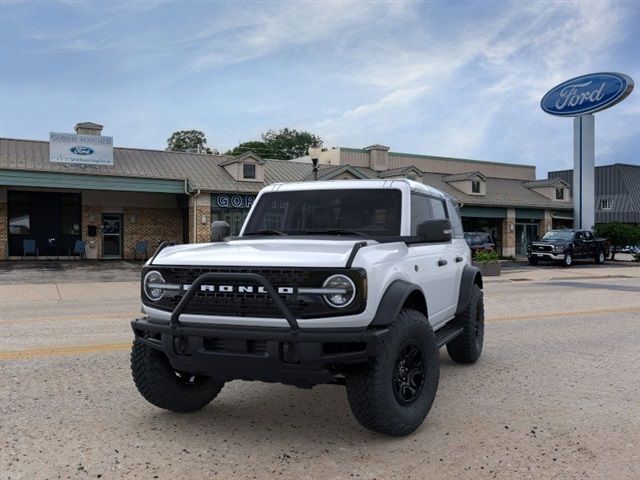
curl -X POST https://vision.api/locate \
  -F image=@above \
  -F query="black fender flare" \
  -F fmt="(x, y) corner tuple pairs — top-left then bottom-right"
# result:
(370, 279), (426, 326)
(455, 265), (483, 316)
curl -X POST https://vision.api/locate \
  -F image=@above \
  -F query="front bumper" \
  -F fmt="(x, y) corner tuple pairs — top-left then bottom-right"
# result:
(132, 317), (388, 387)
(133, 270), (387, 387)
(528, 252), (566, 261)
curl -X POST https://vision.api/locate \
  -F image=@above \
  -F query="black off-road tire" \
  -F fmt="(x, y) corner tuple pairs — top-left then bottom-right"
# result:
(528, 256), (539, 266)
(345, 309), (439, 436)
(595, 250), (606, 264)
(131, 340), (224, 413)
(446, 283), (484, 364)
(562, 253), (573, 267)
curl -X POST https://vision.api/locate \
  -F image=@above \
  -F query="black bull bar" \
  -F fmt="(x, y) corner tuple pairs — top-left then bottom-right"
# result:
(169, 271), (300, 331)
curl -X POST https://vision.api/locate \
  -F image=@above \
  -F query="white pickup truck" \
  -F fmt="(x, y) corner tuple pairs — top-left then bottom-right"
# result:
(131, 179), (484, 436)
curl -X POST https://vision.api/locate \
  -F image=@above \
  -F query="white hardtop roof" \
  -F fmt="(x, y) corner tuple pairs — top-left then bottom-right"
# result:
(261, 179), (447, 199)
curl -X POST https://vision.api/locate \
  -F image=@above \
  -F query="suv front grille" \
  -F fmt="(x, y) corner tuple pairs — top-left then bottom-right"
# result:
(144, 266), (366, 319)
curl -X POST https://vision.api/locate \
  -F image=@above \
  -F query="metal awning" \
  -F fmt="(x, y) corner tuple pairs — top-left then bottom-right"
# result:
(1, 169), (187, 194)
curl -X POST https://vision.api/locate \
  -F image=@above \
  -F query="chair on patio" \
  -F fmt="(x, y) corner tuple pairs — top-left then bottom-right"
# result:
(22, 239), (39, 260)
(133, 240), (149, 260)
(68, 240), (86, 260)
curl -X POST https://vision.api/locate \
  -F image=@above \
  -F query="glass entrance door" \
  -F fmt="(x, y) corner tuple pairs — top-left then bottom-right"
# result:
(515, 223), (539, 257)
(102, 214), (122, 259)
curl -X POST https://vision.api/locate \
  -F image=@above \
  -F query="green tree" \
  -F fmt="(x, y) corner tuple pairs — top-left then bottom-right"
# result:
(226, 128), (322, 160)
(594, 222), (640, 260)
(167, 130), (217, 154)
(260, 128), (322, 160)
(225, 141), (269, 157)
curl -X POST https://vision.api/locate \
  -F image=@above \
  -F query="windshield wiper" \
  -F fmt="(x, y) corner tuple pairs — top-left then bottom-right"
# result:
(303, 228), (368, 237)
(244, 229), (287, 236)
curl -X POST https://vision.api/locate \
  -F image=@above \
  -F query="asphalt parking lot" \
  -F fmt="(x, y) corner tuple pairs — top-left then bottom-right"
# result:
(1, 261), (639, 479)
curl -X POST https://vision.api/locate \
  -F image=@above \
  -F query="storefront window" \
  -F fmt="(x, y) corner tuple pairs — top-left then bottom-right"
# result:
(9, 205), (30, 234)
(7, 191), (82, 257)
(211, 193), (257, 235)
(8, 192), (30, 234)
(60, 194), (81, 235)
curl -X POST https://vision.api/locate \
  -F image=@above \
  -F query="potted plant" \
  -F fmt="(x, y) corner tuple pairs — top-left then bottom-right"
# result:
(473, 250), (501, 276)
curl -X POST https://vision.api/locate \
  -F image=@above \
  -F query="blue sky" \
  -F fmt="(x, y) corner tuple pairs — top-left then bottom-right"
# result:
(1, 0), (638, 177)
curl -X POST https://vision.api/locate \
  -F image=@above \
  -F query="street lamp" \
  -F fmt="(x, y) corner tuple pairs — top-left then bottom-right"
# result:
(308, 143), (322, 181)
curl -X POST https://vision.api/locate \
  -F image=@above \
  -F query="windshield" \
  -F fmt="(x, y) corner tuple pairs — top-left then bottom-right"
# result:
(242, 189), (402, 237)
(541, 231), (574, 241)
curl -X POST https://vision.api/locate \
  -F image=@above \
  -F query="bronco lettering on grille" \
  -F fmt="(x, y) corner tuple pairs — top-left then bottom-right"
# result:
(182, 284), (295, 295)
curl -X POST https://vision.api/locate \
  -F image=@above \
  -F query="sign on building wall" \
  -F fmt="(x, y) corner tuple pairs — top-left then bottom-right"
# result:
(49, 132), (114, 166)
(213, 193), (256, 209)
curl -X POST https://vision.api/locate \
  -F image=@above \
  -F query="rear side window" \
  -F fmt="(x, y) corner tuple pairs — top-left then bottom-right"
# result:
(429, 198), (448, 220)
(447, 199), (464, 238)
(410, 194), (433, 235)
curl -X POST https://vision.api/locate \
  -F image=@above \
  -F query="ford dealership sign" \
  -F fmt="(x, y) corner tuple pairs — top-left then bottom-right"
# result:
(541, 72), (634, 116)
(50, 132), (114, 165)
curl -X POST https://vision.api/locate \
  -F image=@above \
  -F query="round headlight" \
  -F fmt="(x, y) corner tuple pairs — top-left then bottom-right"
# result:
(322, 274), (356, 308)
(555, 245), (565, 252)
(143, 270), (166, 301)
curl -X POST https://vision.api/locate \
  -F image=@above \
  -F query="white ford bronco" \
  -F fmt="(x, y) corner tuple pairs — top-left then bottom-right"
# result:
(131, 179), (484, 436)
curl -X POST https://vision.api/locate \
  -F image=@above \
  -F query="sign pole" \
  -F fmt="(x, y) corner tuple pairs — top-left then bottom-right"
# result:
(573, 114), (595, 230)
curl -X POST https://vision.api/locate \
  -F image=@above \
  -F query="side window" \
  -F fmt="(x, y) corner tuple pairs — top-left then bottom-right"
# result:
(575, 232), (583, 241)
(584, 231), (593, 241)
(410, 194), (433, 235)
(447, 199), (464, 238)
(429, 198), (448, 220)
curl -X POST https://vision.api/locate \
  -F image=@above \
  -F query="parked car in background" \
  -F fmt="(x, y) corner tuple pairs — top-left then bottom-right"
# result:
(527, 229), (609, 267)
(464, 232), (495, 256)
(617, 245), (640, 254)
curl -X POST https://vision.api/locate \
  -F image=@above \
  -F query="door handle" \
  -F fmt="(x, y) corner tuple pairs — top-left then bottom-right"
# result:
(455, 256), (463, 263)
(438, 259), (448, 267)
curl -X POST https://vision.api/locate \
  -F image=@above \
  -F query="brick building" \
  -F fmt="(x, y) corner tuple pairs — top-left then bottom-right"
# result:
(1, 123), (573, 260)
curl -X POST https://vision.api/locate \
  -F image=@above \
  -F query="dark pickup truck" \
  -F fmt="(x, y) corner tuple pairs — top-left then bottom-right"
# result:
(527, 229), (609, 267)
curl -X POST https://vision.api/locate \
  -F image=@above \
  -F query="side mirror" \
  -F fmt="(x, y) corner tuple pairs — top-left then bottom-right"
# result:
(416, 219), (452, 243)
(211, 221), (231, 242)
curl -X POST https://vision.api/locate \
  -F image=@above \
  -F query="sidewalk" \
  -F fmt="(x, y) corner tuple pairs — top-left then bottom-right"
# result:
(0, 260), (143, 285)
(485, 260), (640, 283)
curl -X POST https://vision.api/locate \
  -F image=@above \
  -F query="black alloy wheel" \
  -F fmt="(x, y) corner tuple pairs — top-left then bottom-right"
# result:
(392, 342), (425, 406)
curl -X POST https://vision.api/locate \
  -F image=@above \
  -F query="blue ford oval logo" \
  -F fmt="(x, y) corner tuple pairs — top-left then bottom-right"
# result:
(70, 146), (95, 155)
(541, 72), (634, 117)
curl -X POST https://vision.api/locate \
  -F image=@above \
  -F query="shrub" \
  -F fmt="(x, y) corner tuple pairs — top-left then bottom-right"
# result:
(474, 251), (500, 263)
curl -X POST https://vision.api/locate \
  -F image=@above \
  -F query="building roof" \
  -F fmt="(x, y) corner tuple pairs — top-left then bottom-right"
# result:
(523, 178), (567, 188)
(0, 137), (310, 193)
(218, 151), (266, 166)
(443, 171), (487, 182)
(1, 136), (571, 209)
(378, 166), (424, 178)
(303, 164), (379, 181)
(75, 122), (103, 129)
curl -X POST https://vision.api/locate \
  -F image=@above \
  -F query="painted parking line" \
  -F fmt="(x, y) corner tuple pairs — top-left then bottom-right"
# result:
(0, 313), (140, 325)
(2, 305), (639, 361)
(0, 342), (131, 361)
